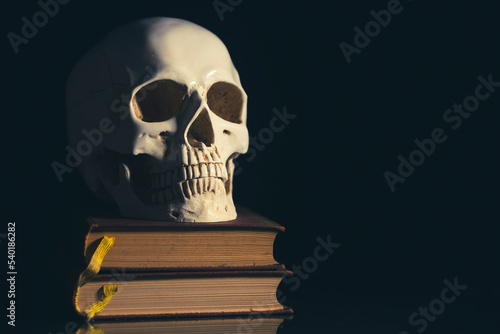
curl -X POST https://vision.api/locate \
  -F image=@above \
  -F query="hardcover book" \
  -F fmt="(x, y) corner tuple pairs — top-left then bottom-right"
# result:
(82, 206), (284, 271)
(75, 270), (292, 319)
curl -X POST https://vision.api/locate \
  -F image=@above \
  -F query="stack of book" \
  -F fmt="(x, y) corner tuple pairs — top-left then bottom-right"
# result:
(73, 206), (292, 322)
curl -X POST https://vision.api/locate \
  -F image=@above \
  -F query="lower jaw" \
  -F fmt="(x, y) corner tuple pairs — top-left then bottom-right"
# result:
(118, 194), (237, 222)
(149, 177), (227, 205)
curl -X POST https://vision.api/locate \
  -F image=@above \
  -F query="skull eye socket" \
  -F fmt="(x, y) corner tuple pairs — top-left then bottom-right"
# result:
(132, 80), (187, 122)
(206, 82), (243, 124)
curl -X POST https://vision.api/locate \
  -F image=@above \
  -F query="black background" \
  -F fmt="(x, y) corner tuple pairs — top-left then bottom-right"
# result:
(2, 0), (500, 333)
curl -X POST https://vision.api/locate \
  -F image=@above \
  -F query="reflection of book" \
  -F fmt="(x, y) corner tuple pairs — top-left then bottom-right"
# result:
(77, 316), (291, 334)
(83, 206), (284, 271)
(75, 269), (292, 319)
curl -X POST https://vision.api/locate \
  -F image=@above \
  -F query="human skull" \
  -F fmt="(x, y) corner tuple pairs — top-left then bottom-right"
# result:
(66, 17), (249, 222)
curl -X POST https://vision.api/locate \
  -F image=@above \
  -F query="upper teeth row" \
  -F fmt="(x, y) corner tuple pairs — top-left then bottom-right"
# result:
(151, 162), (226, 189)
(179, 143), (222, 166)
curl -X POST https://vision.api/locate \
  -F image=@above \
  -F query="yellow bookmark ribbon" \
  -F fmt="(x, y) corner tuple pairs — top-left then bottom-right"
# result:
(74, 236), (119, 319)
(83, 284), (119, 319)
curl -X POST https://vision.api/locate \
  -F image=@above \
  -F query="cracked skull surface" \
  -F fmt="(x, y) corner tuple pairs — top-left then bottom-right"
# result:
(66, 17), (249, 222)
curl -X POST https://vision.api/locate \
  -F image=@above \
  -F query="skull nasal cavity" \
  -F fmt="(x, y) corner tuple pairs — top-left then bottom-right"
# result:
(187, 110), (214, 147)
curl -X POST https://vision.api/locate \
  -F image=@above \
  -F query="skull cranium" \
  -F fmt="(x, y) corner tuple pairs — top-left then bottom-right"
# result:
(66, 17), (249, 222)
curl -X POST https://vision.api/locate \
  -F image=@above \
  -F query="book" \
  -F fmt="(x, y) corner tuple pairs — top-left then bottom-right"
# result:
(71, 206), (292, 321)
(82, 206), (284, 271)
(77, 315), (291, 334)
(74, 269), (292, 319)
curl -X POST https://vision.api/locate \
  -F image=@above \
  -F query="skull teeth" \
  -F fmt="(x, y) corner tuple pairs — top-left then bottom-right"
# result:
(193, 165), (201, 178)
(151, 177), (226, 203)
(200, 164), (208, 177)
(181, 144), (222, 166)
(150, 162), (226, 188)
(182, 181), (192, 199)
(148, 145), (228, 204)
